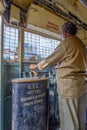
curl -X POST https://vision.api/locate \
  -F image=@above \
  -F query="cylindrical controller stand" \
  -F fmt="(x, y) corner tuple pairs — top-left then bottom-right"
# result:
(12, 77), (49, 130)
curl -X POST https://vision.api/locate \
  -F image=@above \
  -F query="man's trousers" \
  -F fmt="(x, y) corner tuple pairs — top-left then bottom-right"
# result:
(59, 94), (86, 130)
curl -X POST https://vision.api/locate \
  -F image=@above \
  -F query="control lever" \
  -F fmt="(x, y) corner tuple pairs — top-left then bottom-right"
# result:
(30, 70), (38, 77)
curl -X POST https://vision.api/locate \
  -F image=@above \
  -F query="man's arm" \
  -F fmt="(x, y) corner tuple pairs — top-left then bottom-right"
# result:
(30, 41), (65, 70)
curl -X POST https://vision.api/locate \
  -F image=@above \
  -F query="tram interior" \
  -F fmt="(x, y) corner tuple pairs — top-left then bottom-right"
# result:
(0, 0), (87, 130)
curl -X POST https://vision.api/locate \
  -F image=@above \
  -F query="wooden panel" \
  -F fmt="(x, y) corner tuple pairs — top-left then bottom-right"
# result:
(77, 29), (87, 45)
(0, 1), (5, 13)
(10, 4), (20, 23)
(27, 4), (66, 34)
(54, 0), (87, 24)
(11, 0), (34, 10)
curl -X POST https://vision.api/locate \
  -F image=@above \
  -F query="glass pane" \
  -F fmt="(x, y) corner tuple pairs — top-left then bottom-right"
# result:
(3, 25), (19, 61)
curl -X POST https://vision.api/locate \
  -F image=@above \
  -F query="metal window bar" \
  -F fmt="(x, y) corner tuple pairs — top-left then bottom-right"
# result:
(0, 15), (3, 130)
(24, 31), (59, 62)
(3, 25), (19, 62)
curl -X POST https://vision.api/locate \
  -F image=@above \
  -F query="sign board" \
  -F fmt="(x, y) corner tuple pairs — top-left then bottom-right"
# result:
(27, 4), (66, 34)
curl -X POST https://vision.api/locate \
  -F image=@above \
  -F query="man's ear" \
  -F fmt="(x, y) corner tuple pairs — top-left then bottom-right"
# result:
(63, 30), (66, 38)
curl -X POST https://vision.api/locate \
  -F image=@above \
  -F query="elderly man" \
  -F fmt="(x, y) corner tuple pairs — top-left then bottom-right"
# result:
(30, 22), (87, 130)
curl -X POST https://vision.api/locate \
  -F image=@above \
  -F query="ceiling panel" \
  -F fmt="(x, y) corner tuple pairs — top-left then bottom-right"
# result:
(10, 0), (87, 24)
(54, 0), (87, 24)
(11, 0), (34, 10)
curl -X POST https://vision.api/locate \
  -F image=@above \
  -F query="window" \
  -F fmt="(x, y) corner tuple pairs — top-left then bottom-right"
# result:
(3, 25), (60, 62)
(3, 25), (19, 61)
(24, 32), (59, 61)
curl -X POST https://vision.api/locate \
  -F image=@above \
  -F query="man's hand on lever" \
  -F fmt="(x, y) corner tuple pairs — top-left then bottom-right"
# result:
(29, 64), (37, 70)
(29, 64), (38, 77)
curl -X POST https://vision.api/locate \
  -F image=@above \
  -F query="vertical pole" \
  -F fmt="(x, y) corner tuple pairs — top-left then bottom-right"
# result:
(0, 16), (3, 130)
(18, 29), (24, 77)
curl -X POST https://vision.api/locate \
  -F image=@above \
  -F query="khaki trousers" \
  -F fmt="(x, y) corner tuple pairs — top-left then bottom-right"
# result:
(59, 94), (86, 130)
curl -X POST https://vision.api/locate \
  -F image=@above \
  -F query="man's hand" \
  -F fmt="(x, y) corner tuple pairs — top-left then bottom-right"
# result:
(29, 64), (37, 70)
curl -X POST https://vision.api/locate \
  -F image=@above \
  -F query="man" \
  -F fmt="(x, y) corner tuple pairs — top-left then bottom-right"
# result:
(30, 21), (87, 130)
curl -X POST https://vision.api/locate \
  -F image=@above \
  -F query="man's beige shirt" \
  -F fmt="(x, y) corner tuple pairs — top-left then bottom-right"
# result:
(37, 36), (87, 98)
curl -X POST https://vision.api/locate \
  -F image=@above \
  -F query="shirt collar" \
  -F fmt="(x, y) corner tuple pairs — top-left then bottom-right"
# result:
(62, 35), (76, 41)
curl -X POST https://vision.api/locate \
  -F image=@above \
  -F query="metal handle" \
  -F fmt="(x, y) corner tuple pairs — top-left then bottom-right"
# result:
(30, 70), (38, 77)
